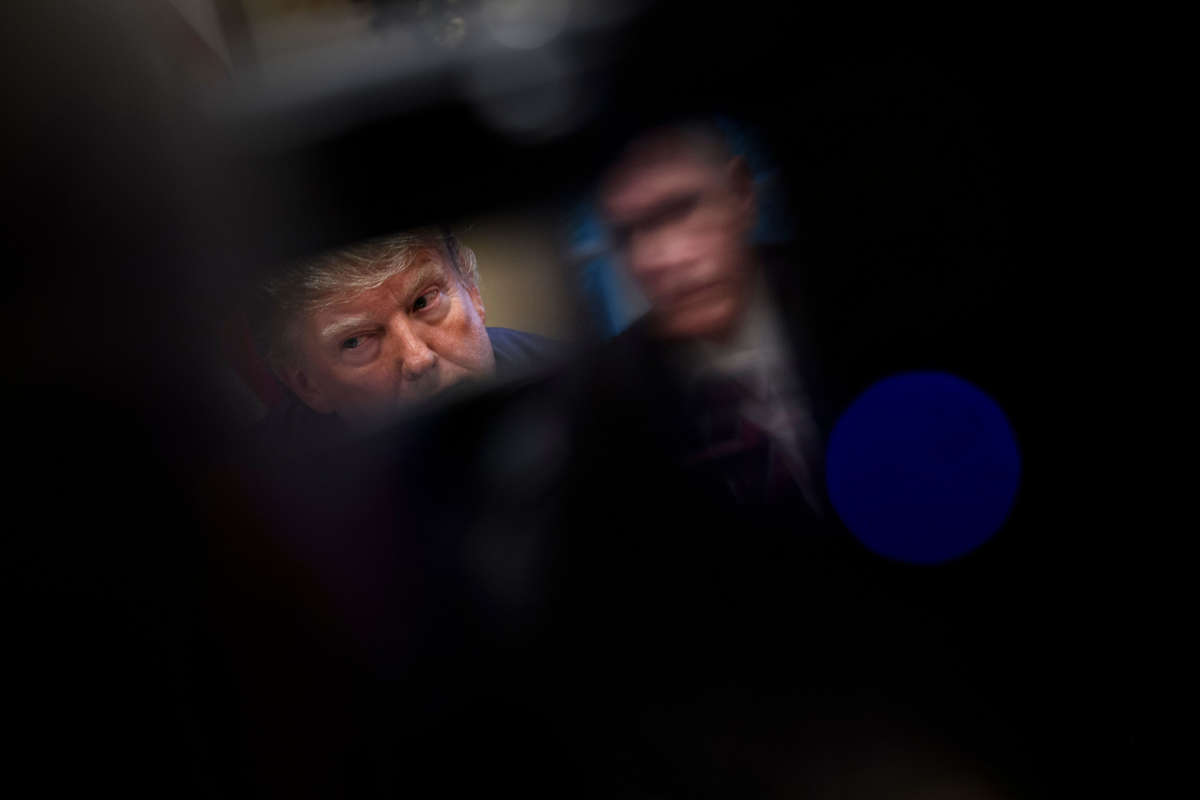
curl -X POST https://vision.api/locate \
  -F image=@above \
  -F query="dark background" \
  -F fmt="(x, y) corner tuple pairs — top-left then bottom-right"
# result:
(4, 1), (1141, 795)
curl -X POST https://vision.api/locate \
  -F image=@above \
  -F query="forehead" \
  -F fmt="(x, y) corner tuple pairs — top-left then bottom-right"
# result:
(310, 252), (452, 320)
(602, 151), (725, 219)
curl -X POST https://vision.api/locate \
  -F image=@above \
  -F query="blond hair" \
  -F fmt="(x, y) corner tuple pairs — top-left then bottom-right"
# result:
(250, 227), (478, 372)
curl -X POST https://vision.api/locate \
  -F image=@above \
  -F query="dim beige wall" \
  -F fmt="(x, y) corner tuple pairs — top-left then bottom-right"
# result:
(456, 214), (576, 341)
(242, 0), (371, 60)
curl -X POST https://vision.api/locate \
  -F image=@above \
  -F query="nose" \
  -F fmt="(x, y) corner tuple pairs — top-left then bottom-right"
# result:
(629, 227), (692, 290)
(390, 318), (438, 381)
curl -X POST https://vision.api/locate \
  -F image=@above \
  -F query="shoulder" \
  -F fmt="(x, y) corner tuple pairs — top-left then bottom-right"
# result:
(568, 316), (692, 426)
(252, 390), (346, 457)
(487, 327), (564, 380)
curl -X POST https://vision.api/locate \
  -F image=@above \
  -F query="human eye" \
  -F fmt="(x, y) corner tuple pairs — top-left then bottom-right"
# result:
(412, 287), (440, 313)
(660, 194), (700, 224)
(339, 332), (378, 363)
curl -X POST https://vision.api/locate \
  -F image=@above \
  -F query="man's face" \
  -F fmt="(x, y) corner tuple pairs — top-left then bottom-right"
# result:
(602, 149), (756, 341)
(283, 250), (495, 429)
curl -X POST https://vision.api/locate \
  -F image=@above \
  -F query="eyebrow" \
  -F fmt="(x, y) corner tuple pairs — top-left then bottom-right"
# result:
(316, 260), (450, 343)
(612, 191), (702, 235)
(320, 316), (376, 342)
(401, 260), (446, 296)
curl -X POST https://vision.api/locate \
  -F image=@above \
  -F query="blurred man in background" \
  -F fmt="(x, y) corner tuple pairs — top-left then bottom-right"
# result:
(249, 226), (557, 449)
(532, 120), (952, 796)
(595, 120), (832, 509)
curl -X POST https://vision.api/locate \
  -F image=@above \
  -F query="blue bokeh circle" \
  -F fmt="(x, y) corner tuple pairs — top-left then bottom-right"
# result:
(825, 371), (1021, 565)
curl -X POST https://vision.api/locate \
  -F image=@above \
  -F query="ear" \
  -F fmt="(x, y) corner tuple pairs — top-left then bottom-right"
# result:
(280, 364), (335, 415)
(466, 282), (486, 324)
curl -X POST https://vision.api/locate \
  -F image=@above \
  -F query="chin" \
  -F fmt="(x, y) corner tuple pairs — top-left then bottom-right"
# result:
(657, 301), (741, 341)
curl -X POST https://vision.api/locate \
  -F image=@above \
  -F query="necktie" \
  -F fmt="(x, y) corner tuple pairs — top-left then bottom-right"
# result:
(685, 371), (819, 507)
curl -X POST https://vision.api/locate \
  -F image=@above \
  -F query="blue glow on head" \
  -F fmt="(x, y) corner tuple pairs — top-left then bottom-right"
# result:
(825, 372), (1021, 565)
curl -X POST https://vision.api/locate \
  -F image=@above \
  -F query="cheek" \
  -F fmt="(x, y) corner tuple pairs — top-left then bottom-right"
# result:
(461, 326), (496, 372)
(431, 313), (495, 373)
(699, 235), (750, 282)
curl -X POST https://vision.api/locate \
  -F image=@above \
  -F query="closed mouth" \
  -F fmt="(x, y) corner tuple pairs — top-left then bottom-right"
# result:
(666, 280), (729, 308)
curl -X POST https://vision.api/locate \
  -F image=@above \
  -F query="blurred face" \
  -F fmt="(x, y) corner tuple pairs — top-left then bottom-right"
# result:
(602, 147), (757, 341)
(282, 250), (495, 430)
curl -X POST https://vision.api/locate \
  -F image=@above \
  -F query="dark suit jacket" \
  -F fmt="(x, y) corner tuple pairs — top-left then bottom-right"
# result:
(565, 243), (849, 510)
(495, 245), (966, 795)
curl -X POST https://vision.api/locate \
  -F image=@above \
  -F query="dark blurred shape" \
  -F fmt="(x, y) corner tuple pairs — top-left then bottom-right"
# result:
(212, 0), (643, 150)
(826, 371), (1021, 565)
(3, 1), (275, 794)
